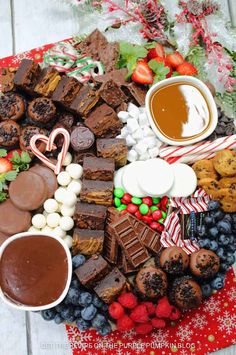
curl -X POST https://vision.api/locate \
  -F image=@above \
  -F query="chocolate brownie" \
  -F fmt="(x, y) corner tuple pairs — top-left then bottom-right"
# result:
(52, 76), (81, 109)
(14, 59), (41, 94)
(96, 138), (127, 167)
(70, 86), (99, 117)
(99, 79), (127, 108)
(34, 67), (61, 97)
(83, 156), (115, 181)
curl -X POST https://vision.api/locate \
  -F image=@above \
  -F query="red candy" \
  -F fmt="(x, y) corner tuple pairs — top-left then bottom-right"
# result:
(149, 221), (159, 230)
(152, 210), (162, 220)
(142, 215), (153, 224)
(156, 223), (164, 232)
(122, 193), (132, 204)
(134, 210), (142, 219)
(142, 197), (153, 206)
(126, 203), (138, 214)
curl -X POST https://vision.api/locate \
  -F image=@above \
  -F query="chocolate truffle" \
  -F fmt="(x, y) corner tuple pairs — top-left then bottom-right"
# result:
(0, 93), (25, 121)
(136, 266), (167, 299)
(190, 248), (220, 279)
(70, 125), (95, 152)
(0, 119), (20, 149)
(19, 125), (47, 153)
(171, 276), (202, 309)
(27, 97), (56, 127)
(160, 246), (189, 275)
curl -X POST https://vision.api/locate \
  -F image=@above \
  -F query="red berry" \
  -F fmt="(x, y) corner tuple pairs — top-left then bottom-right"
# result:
(141, 302), (156, 316)
(118, 292), (138, 309)
(150, 221), (159, 230)
(108, 302), (125, 319)
(142, 215), (153, 224)
(151, 318), (166, 328)
(0, 158), (13, 173)
(117, 315), (134, 332)
(156, 223), (164, 233)
(122, 193), (132, 204)
(126, 203), (138, 214)
(165, 51), (184, 69)
(176, 61), (198, 76)
(169, 306), (181, 320)
(152, 210), (162, 220)
(130, 304), (149, 323)
(134, 211), (142, 220)
(135, 322), (153, 335)
(142, 197), (153, 206)
(156, 297), (172, 318)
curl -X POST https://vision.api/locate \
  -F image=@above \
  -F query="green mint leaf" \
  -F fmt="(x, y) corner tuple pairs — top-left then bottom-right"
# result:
(126, 57), (138, 78)
(21, 151), (31, 164)
(120, 42), (147, 60)
(0, 191), (7, 202)
(0, 149), (7, 158)
(148, 60), (170, 82)
(10, 151), (21, 164)
(5, 170), (18, 181)
(116, 57), (126, 69)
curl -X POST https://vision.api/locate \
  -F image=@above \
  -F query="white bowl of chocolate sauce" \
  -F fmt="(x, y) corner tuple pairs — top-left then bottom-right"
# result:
(146, 76), (218, 146)
(0, 232), (72, 311)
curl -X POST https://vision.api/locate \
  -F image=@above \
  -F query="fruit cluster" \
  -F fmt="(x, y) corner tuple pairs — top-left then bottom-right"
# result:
(197, 200), (236, 294)
(114, 188), (168, 232)
(108, 293), (181, 335)
(41, 253), (111, 336)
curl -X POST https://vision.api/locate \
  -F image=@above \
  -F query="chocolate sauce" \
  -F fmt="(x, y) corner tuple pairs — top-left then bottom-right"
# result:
(0, 235), (68, 307)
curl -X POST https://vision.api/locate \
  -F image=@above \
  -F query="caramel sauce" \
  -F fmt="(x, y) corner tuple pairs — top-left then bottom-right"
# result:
(150, 82), (211, 141)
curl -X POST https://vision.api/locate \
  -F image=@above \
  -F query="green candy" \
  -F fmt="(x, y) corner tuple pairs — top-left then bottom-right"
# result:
(158, 218), (164, 224)
(117, 204), (127, 211)
(162, 211), (167, 219)
(114, 188), (124, 199)
(114, 197), (121, 207)
(152, 197), (161, 204)
(139, 204), (149, 215)
(150, 206), (158, 212)
(131, 197), (142, 205)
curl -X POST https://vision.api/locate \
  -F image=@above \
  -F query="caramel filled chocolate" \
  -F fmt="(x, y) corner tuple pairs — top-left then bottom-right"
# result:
(150, 82), (211, 141)
(0, 236), (68, 307)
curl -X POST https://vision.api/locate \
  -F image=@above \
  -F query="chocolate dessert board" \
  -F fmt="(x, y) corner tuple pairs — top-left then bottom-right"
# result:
(0, 39), (236, 355)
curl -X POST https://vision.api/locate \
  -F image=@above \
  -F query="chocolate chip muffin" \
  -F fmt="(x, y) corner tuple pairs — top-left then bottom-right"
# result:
(160, 246), (189, 275)
(171, 276), (202, 309)
(190, 248), (220, 279)
(27, 97), (56, 128)
(0, 119), (20, 149)
(19, 125), (47, 154)
(135, 266), (167, 299)
(0, 93), (25, 121)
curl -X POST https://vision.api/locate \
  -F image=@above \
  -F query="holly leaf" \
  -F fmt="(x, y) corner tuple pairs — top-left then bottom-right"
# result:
(148, 59), (170, 82)
(21, 151), (31, 164)
(5, 170), (18, 181)
(0, 191), (7, 202)
(0, 149), (7, 158)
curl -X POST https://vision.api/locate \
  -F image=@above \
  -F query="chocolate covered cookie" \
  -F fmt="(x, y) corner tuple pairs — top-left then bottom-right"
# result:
(171, 276), (202, 309)
(0, 119), (20, 149)
(160, 246), (189, 275)
(0, 199), (31, 235)
(136, 266), (167, 299)
(19, 125), (47, 153)
(190, 249), (220, 279)
(0, 93), (25, 121)
(27, 97), (56, 127)
(70, 125), (95, 152)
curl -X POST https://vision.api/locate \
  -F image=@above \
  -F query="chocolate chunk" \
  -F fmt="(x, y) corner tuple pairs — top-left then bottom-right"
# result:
(58, 112), (75, 129)
(70, 86), (99, 117)
(100, 42), (119, 73)
(72, 228), (104, 256)
(95, 68), (128, 87)
(14, 59), (41, 95)
(80, 179), (113, 206)
(97, 138), (127, 167)
(130, 216), (161, 253)
(70, 125), (95, 152)
(125, 82), (147, 106)
(74, 254), (109, 288)
(85, 104), (122, 138)
(74, 202), (107, 230)
(34, 67), (61, 97)
(94, 268), (126, 303)
(99, 79), (127, 108)
(83, 156), (115, 181)
(52, 76), (81, 109)
(103, 207), (120, 264)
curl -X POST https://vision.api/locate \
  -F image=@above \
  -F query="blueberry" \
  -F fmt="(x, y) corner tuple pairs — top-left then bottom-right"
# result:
(227, 243), (236, 252)
(55, 303), (66, 313)
(210, 276), (225, 290)
(72, 254), (86, 268)
(197, 225), (206, 237)
(216, 247), (227, 260)
(208, 200), (220, 210)
(65, 287), (80, 306)
(227, 253), (235, 265)
(74, 307), (82, 318)
(231, 213), (236, 224)
(60, 306), (74, 321)
(209, 240), (218, 251)
(220, 262), (230, 272)
(223, 214), (232, 223)
(218, 234), (230, 246)
(54, 314), (64, 324)
(214, 210), (224, 221)
(71, 278), (81, 289)
(198, 239), (209, 248)
(204, 216), (214, 226)
(81, 304), (97, 321)
(41, 309), (57, 321)
(76, 318), (91, 331)
(78, 292), (93, 307)
(228, 235), (235, 244)
(201, 284), (212, 298)
(209, 227), (218, 239)
(92, 313), (107, 329)
(67, 315), (75, 323)
(97, 323), (112, 336)
(101, 304), (108, 312)
(92, 294), (104, 308)
(217, 220), (231, 235)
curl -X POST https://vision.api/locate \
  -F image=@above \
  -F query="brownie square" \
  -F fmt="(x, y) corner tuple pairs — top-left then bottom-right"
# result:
(96, 138), (127, 167)
(74, 254), (109, 287)
(72, 228), (104, 256)
(99, 79), (127, 108)
(70, 86), (99, 117)
(74, 202), (107, 230)
(80, 179), (114, 206)
(52, 76), (81, 109)
(94, 268), (126, 303)
(14, 59), (41, 95)
(34, 67), (61, 97)
(83, 156), (115, 181)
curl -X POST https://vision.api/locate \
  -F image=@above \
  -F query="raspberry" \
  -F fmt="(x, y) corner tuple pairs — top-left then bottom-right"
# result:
(118, 292), (138, 309)
(117, 315), (134, 332)
(135, 322), (153, 335)
(108, 302), (125, 320)
(156, 297), (172, 318)
(151, 318), (166, 328)
(169, 306), (181, 320)
(130, 304), (149, 323)
(141, 302), (156, 316)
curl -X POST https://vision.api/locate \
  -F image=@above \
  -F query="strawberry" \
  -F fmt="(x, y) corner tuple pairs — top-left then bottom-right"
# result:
(166, 51), (184, 69)
(0, 158), (13, 173)
(147, 43), (165, 60)
(176, 61), (198, 76)
(131, 60), (153, 85)
(6, 149), (22, 161)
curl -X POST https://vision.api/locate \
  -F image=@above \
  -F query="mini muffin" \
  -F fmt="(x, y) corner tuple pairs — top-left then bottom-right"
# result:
(135, 266), (167, 299)
(19, 125), (47, 154)
(160, 246), (189, 275)
(190, 249), (220, 279)
(27, 97), (56, 128)
(192, 159), (218, 180)
(213, 149), (236, 177)
(171, 276), (202, 309)
(0, 119), (20, 149)
(0, 93), (25, 121)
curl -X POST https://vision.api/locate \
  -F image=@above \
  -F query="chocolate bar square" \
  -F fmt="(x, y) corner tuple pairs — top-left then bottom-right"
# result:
(83, 156), (115, 181)
(70, 86), (99, 117)
(99, 79), (127, 108)
(80, 179), (113, 206)
(52, 76), (81, 109)
(34, 67), (61, 97)
(72, 228), (104, 256)
(74, 202), (107, 230)
(14, 59), (41, 94)
(130, 216), (161, 253)
(96, 138), (127, 167)
(94, 268), (126, 303)
(103, 207), (120, 264)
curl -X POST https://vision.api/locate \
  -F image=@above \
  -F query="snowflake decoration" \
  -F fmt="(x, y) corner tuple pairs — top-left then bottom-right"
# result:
(217, 311), (236, 335)
(180, 349), (189, 355)
(203, 298), (221, 316)
(11, 51), (32, 65)
(151, 329), (170, 346)
(67, 326), (93, 350)
(121, 329), (136, 340)
(176, 324), (193, 342)
(191, 313), (208, 330)
(227, 287), (236, 302)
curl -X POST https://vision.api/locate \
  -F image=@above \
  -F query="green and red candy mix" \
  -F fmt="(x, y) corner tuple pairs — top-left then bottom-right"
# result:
(113, 188), (168, 232)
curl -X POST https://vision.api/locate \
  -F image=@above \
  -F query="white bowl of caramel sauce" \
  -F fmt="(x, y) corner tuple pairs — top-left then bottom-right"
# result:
(0, 232), (72, 311)
(146, 76), (218, 146)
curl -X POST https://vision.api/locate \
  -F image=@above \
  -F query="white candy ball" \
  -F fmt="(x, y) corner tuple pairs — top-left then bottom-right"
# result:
(28, 226), (40, 232)
(32, 214), (46, 229)
(41, 226), (54, 234)
(66, 164), (83, 180)
(60, 204), (75, 217)
(57, 171), (71, 186)
(67, 180), (82, 195)
(60, 152), (72, 166)
(46, 213), (61, 228)
(54, 187), (67, 203)
(60, 216), (74, 231)
(63, 235), (73, 248)
(44, 199), (59, 213)
(53, 226), (66, 238)
(43, 211), (48, 218)
(60, 191), (77, 207)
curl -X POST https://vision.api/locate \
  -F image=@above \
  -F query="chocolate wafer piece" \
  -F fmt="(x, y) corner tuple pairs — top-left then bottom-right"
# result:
(122, 253), (139, 274)
(130, 216), (161, 253)
(111, 215), (149, 268)
(72, 228), (104, 256)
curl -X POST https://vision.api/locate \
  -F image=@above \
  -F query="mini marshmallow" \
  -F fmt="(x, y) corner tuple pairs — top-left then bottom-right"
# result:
(63, 235), (73, 248)
(54, 187), (68, 203)
(67, 180), (82, 195)
(127, 149), (138, 163)
(57, 171), (71, 186)
(120, 126), (129, 138)
(138, 112), (149, 127)
(134, 142), (148, 155)
(126, 134), (136, 147)
(60, 204), (75, 217)
(66, 163), (83, 180)
(59, 152), (72, 166)
(132, 128), (144, 141)
(117, 111), (129, 123)
(126, 118), (139, 133)
(116, 135), (122, 139)
(143, 126), (156, 137)
(60, 216), (74, 231)
(41, 226), (54, 234)
(128, 103), (139, 116)
(156, 139), (163, 148)
(28, 226), (40, 232)
(143, 136), (158, 149)
(148, 146), (160, 158)
(53, 226), (66, 238)
(46, 213), (61, 228)
(32, 214), (46, 229)
(44, 199), (59, 213)
(61, 191), (77, 207)
(139, 152), (150, 161)
(139, 107), (146, 113)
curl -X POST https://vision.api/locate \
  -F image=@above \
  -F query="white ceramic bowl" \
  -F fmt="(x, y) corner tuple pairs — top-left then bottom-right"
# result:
(0, 232), (72, 311)
(145, 76), (218, 146)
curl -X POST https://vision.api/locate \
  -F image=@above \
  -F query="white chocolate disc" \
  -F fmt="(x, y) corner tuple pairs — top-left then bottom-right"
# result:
(122, 161), (146, 197)
(168, 163), (197, 197)
(114, 166), (127, 189)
